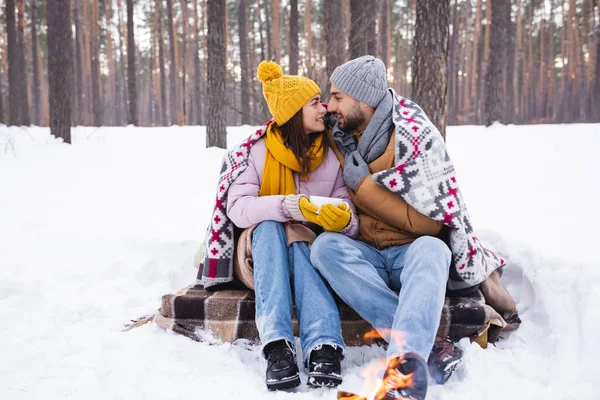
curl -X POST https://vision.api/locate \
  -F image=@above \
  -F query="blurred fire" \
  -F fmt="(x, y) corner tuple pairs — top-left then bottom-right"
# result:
(337, 329), (414, 400)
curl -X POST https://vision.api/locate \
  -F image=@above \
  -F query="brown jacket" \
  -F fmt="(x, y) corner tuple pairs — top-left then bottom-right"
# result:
(331, 129), (443, 249)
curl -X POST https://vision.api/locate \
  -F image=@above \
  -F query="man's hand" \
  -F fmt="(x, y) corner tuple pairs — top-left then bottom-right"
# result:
(317, 204), (351, 232)
(344, 151), (370, 191)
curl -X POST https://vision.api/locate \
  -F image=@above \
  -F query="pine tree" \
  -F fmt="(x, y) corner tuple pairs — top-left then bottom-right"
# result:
(485, 0), (511, 126)
(6, 0), (20, 125)
(412, 0), (450, 138)
(207, 0), (227, 148)
(46, 0), (73, 143)
(239, 0), (251, 123)
(324, 0), (343, 95)
(127, 0), (138, 125)
(16, 0), (30, 125)
(31, 0), (41, 125)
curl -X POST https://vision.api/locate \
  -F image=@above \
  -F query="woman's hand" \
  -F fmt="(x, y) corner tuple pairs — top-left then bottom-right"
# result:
(317, 204), (351, 232)
(299, 196), (322, 226)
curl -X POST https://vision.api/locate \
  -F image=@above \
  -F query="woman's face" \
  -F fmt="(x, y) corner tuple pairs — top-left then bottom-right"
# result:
(302, 94), (326, 134)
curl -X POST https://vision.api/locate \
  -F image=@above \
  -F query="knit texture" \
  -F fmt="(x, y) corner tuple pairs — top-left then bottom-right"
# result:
(329, 55), (388, 108)
(258, 61), (320, 126)
(283, 194), (308, 222)
(371, 90), (506, 290)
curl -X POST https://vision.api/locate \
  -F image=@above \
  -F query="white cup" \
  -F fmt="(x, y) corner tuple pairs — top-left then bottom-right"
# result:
(308, 195), (349, 214)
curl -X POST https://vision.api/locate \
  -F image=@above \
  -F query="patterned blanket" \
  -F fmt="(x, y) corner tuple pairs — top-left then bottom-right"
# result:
(372, 92), (506, 290)
(195, 122), (270, 288)
(126, 285), (519, 346)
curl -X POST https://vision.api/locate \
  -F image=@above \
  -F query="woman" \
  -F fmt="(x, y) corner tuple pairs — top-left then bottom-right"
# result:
(227, 61), (359, 391)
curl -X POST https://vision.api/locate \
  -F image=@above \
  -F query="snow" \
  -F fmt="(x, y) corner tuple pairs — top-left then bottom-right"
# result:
(1, 123), (599, 399)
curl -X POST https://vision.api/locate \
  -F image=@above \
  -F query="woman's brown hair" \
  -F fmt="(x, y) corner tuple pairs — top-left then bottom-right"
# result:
(276, 109), (332, 177)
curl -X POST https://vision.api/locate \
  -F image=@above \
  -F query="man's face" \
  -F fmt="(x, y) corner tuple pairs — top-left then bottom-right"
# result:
(328, 83), (366, 131)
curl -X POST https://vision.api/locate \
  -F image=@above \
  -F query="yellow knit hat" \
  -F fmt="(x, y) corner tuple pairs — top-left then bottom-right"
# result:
(257, 61), (321, 126)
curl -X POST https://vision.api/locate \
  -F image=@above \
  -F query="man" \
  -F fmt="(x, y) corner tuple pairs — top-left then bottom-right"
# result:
(310, 56), (462, 400)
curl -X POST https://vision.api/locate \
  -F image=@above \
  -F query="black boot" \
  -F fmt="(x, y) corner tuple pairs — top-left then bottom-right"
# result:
(306, 344), (343, 388)
(264, 340), (301, 391)
(427, 338), (463, 384)
(381, 352), (428, 400)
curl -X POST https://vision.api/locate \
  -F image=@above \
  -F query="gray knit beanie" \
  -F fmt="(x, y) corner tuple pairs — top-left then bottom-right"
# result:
(329, 55), (387, 107)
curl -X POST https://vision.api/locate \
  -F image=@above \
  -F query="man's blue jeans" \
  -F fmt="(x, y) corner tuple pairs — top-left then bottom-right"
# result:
(310, 232), (451, 361)
(252, 221), (345, 361)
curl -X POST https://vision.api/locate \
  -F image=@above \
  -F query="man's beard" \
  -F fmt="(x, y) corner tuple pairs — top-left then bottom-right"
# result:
(339, 102), (366, 131)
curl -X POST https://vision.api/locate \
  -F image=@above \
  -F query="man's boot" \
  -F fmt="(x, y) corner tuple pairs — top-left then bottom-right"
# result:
(380, 352), (428, 400)
(427, 338), (463, 384)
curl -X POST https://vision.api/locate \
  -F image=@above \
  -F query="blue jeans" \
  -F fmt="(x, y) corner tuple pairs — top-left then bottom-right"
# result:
(252, 221), (345, 361)
(310, 233), (451, 361)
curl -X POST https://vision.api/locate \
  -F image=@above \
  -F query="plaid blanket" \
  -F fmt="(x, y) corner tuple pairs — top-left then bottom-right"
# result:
(372, 91), (506, 291)
(127, 285), (519, 346)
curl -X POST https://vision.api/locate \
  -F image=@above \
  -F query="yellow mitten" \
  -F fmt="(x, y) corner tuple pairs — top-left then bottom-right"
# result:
(317, 204), (351, 232)
(299, 196), (322, 226)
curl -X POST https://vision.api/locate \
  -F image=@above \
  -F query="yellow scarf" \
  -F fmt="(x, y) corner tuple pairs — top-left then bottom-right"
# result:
(259, 124), (324, 196)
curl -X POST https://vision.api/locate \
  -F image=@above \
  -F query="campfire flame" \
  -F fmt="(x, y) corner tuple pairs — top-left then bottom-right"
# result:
(337, 329), (414, 400)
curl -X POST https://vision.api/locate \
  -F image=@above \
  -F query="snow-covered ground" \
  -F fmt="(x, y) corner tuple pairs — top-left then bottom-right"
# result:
(1, 123), (599, 400)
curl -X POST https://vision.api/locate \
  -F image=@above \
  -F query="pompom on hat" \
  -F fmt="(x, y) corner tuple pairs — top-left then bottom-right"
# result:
(257, 61), (320, 126)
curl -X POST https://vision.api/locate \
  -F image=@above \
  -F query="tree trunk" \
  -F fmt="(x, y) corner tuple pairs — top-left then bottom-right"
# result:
(73, 0), (83, 124)
(448, 0), (459, 124)
(349, 0), (366, 58)
(238, 0), (251, 124)
(324, 0), (343, 95)
(91, 0), (102, 126)
(469, 0), (482, 120)
(341, 0), (350, 61)
(16, 0), (30, 125)
(537, 8), (547, 119)
(272, 0), (280, 62)
(166, 0), (178, 124)
(478, 0), (491, 124)
(46, 0), (73, 143)
(31, 0), (41, 125)
(83, 0), (93, 124)
(150, 5), (157, 126)
(569, 0), (585, 121)
(485, 0), (510, 126)
(105, 0), (117, 125)
(263, 0), (272, 60)
(513, 0), (523, 123)
(304, 0), (312, 73)
(524, 4), (534, 122)
(155, 0), (168, 126)
(289, 0), (299, 74)
(546, 3), (555, 119)
(594, 17), (600, 122)
(207, 0), (227, 148)
(116, 0), (128, 125)
(181, 0), (189, 124)
(557, 5), (568, 122)
(0, 67), (4, 124)
(126, 0), (138, 125)
(412, 0), (450, 138)
(6, 0), (20, 125)
(379, 0), (390, 69)
(194, 0), (202, 125)
(366, 0), (377, 55)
